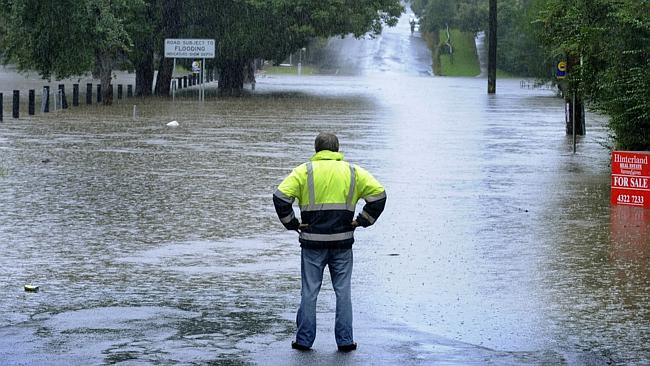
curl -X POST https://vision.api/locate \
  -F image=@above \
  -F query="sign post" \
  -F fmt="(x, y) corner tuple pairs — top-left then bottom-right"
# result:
(164, 39), (215, 102)
(191, 60), (202, 102)
(611, 151), (650, 208)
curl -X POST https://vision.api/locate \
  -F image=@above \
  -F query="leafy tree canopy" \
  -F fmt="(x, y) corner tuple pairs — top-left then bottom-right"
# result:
(536, 0), (650, 150)
(1, 0), (142, 80)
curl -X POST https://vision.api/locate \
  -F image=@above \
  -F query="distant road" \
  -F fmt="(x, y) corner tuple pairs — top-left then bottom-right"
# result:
(321, 9), (433, 76)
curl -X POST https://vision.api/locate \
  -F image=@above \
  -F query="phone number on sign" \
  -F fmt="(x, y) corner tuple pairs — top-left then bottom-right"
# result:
(617, 194), (645, 204)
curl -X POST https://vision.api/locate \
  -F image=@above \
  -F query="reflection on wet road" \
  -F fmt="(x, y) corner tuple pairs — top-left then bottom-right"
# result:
(1, 12), (649, 366)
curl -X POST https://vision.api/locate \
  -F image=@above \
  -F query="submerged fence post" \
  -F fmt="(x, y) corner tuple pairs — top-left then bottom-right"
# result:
(42, 86), (50, 113)
(73, 84), (79, 106)
(86, 83), (93, 105)
(28, 90), (35, 115)
(12, 90), (19, 118)
(96, 84), (102, 104)
(58, 84), (68, 109)
(127, 85), (133, 97)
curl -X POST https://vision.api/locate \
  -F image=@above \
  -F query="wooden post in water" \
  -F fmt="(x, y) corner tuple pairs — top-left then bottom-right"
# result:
(86, 83), (93, 104)
(12, 90), (19, 118)
(487, 0), (497, 94)
(565, 55), (585, 136)
(28, 90), (35, 115)
(43, 86), (50, 113)
(58, 84), (68, 109)
(73, 84), (79, 106)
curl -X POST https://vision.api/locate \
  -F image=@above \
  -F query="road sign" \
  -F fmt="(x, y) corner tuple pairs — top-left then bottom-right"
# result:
(556, 61), (567, 79)
(611, 151), (650, 208)
(165, 39), (215, 58)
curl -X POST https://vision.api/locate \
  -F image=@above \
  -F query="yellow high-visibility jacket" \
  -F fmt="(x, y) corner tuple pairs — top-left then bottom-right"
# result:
(273, 150), (386, 249)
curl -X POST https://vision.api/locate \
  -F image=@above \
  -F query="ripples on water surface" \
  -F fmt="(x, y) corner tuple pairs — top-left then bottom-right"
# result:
(0, 73), (648, 365)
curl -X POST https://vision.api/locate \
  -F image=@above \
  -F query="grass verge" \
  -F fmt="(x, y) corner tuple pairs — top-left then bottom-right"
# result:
(439, 29), (480, 77)
(262, 65), (316, 75)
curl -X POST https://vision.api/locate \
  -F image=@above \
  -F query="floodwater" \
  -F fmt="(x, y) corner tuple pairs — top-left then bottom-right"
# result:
(1, 10), (649, 366)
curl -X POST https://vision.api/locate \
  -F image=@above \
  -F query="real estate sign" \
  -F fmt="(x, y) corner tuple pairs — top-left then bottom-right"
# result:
(611, 151), (650, 208)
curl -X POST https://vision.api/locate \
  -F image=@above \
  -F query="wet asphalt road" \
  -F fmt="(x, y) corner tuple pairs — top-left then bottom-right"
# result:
(1, 9), (649, 366)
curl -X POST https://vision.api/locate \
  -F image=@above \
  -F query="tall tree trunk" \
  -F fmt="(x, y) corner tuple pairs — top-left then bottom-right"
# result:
(218, 59), (246, 96)
(135, 40), (154, 96)
(487, 0), (497, 94)
(96, 52), (114, 105)
(135, 54), (154, 96)
(154, 57), (174, 96)
(154, 0), (181, 96)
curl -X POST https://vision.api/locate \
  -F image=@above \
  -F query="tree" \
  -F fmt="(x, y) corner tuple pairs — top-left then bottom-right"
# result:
(536, 0), (650, 149)
(1, 0), (143, 105)
(153, 0), (182, 97)
(128, 0), (158, 97)
(495, 0), (549, 78)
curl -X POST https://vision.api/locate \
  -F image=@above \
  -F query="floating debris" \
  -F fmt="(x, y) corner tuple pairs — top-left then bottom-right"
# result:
(24, 284), (39, 292)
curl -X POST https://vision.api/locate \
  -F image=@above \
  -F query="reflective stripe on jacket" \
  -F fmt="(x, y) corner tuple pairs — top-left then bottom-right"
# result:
(273, 150), (386, 249)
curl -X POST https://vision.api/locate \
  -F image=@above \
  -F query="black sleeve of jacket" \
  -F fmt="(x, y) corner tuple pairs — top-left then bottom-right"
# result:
(356, 196), (387, 228)
(273, 195), (300, 230)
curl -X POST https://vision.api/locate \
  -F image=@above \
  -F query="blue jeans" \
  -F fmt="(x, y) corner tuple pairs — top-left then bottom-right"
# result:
(296, 248), (353, 347)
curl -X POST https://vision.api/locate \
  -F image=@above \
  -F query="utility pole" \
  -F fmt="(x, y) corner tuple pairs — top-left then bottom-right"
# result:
(487, 0), (497, 94)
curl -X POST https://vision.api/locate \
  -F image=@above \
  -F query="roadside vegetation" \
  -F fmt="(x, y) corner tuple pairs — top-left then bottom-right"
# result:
(437, 30), (480, 77)
(412, 0), (650, 150)
(264, 65), (317, 76)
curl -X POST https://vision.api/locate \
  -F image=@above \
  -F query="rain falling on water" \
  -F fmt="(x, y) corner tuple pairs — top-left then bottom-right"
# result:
(1, 9), (649, 366)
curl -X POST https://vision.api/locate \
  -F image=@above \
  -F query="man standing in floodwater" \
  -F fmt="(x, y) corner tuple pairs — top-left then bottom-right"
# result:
(273, 132), (387, 352)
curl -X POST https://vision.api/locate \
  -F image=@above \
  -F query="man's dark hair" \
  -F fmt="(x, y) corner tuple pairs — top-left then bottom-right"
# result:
(314, 132), (339, 152)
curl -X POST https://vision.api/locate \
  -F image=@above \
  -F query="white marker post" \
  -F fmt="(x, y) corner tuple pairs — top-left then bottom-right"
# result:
(201, 57), (205, 102)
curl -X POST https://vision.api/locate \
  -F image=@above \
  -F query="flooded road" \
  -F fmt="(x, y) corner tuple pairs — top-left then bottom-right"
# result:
(2, 11), (650, 366)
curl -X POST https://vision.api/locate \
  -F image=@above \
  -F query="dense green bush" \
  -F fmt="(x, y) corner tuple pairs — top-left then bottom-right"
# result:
(537, 0), (650, 150)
